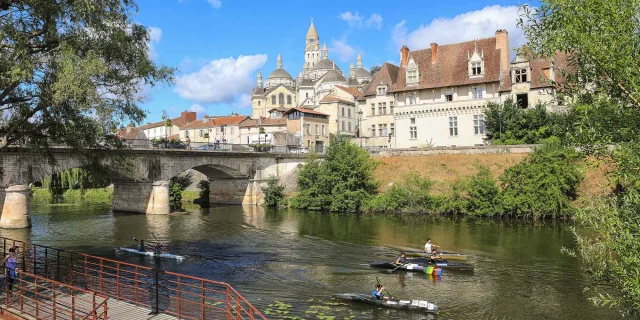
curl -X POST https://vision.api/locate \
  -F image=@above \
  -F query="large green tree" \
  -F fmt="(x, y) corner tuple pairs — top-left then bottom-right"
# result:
(521, 0), (640, 316)
(0, 0), (173, 170)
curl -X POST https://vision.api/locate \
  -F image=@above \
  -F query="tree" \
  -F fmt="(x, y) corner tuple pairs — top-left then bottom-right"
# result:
(0, 1), (174, 172)
(262, 175), (285, 207)
(369, 65), (382, 77)
(521, 1), (640, 314)
(291, 137), (378, 212)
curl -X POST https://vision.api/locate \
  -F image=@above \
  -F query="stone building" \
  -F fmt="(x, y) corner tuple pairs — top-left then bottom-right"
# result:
(250, 20), (372, 121)
(285, 107), (330, 152)
(357, 62), (400, 147)
(140, 111), (196, 142)
(316, 86), (361, 137)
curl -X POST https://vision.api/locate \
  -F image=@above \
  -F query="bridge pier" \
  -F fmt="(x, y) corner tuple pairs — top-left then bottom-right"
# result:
(112, 181), (170, 215)
(209, 178), (256, 205)
(0, 185), (31, 229)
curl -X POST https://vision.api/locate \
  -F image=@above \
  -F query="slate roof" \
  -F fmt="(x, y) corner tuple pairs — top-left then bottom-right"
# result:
(319, 96), (355, 104)
(320, 70), (346, 83)
(335, 85), (362, 97)
(360, 62), (400, 98)
(313, 59), (340, 71)
(285, 106), (329, 116)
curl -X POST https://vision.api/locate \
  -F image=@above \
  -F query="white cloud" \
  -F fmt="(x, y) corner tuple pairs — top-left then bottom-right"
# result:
(175, 54), (268, 104)
(189, 103), (207, 117)
(339, 11), (383, 29)
(367, 14), (383, 29)
(147, 27), (162, 61)
(330, 35), (357, 63)
(391, 5), (525, 52)
(233, 94), (252, 108)
(207, 0), (221, 9)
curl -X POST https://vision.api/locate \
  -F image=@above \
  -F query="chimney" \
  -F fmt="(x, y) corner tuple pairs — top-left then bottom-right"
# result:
(180, 111), (197, 123)
(400, 45), (410, 68)
(430, 43), (438, 63)
(495, 29), (510, 77)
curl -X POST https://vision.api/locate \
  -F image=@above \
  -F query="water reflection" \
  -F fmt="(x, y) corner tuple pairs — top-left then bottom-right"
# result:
(0, 200), (621, 319)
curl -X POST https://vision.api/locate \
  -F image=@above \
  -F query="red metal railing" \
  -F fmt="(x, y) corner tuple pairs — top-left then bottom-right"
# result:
(3, 271), (109, 320)
(0, 237), (266, 320)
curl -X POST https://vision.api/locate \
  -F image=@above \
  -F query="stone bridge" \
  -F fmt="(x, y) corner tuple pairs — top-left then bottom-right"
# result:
(0, 148), (308, 228)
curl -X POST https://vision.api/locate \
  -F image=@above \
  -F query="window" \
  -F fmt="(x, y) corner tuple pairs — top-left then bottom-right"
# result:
(472, 87), (482, 99)
(390, 101), (394, 114)
(279, 93), (284, 105)
(382, 124), (388, 136)
(199, 129), (203, 137)
(231, 127), (234, 135)
(378, 103), (383, 115)
(371, 125), (376, 136)
(348, 109), (351, 117)
(216, 128), (219, 135)
(258, 101), (261, 106)
(471, 61), (482, 75)
(377, 87), (387, 95)
(342, 121), (345, 131)
(407, 58), (419, 85)
(287, 95), (292, 105)
(379, 125), (384, 136)
(348, 122), (352, 132)
(322, 125), (325, 135)
(515, 68), (528, 83)
(342, 108), (345, 117)
(474, 115), (485, 135)
(516, 93), (529, 108)
(410, 118), (417, 139)
(185, 130), (189, 138)
(315, 124), (318, 134)
(305, 124), (311, 134)
(382, 102), (387, 115)
(409, 95), (416, 105)
(371, 104), (375, 116)
(271, 95), (276, 105)
(449, 116), (458, 136)
(445, 90), (453, 102)
(306, 92), (309, 98)
(390, 123), (395, 136)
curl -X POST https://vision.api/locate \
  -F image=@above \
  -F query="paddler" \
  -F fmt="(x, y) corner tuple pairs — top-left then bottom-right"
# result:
(424, 238), (439, 253)
(372, 284), (389, 301)
(138, 239), (146, 252)
(428, 249), (442, 263)
(395, 252), (409, 265)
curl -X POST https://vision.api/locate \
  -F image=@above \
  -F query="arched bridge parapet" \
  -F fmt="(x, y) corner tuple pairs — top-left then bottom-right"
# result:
(0, 148), (310, 228)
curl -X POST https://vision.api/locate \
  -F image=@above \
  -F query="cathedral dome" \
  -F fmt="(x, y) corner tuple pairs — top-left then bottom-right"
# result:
(320, 70), (346, 83)
(312, 58), (341, 71)
(355, 67), (372, 79)
(266, 68), (293, 80)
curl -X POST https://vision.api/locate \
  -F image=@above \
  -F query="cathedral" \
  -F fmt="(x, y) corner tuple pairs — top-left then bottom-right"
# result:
(251, 20), (372, 119)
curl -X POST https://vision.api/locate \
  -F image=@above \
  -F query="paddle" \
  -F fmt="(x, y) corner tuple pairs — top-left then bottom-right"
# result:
(389, 262), (409, 273)
(375, 277), (392, 299)
(150, 233), (167, 253)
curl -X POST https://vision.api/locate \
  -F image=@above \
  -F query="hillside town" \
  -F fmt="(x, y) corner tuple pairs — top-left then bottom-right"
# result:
(125, 21), (567, 152)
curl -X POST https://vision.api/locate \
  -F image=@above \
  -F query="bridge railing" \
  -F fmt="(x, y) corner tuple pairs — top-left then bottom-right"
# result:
(122, 139), (324, 154)
(3, 271), (109, 320)
(0, 237), (267, 320)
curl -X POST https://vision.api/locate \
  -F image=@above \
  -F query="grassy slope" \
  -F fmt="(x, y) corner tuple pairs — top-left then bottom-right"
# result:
(373, 154), (612, 202)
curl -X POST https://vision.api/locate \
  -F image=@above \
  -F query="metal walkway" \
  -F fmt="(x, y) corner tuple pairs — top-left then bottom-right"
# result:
(0, 237), (266, 320)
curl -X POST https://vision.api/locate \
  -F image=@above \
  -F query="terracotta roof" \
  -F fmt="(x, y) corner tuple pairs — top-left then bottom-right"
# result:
(319, 95), (355, 104)
(239, 117), (287, 127)
(117, 127), (144, 140)
(335, 86), (362, 97)
(390, 37), (503, 93)
(211, 115), (250, 126)
(181, 119), (214, 129)
(140, 120), (165, 130)
(285, 106), (329, 116)
(361, 62), (400, 97)
(268, 106), (290, 112)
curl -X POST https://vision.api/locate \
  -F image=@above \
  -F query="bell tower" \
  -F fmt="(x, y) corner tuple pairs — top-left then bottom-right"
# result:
(304, 18), (321, 72)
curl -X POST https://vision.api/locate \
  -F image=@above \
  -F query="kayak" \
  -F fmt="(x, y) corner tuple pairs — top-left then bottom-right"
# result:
(370, 260), (474, 272)
(117, 247), (185, 260)
(388, 246), (468, 260)
(405, 250), (468, 261)
(332, 293), (438, 313)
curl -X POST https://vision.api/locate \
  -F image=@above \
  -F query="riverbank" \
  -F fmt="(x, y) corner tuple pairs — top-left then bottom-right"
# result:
(31, 187), (202, 204)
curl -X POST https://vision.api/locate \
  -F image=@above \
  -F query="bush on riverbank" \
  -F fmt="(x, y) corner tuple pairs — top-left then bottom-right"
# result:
(262, 175), (285, 207)
(32, 187), (113, 203)
(291, 137), (378, 212)
(366, 174), (438, 213)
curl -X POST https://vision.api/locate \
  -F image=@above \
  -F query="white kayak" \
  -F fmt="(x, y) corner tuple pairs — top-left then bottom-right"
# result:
(117, 247), (185, 260)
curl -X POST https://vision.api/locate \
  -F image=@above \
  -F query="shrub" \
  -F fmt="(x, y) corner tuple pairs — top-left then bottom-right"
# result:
(366, 174), (437, 213)
(464, 165), (503, 217)
(499, 140), (583, 218)
(262, 175), (285, 207)
(291, 136), (378, 212)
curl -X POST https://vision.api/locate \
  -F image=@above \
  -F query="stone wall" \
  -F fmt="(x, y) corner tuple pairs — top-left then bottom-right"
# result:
(374, 144), (539, 157)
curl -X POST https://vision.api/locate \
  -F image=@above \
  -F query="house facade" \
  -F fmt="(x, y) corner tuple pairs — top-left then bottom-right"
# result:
(141, 111), (196, 142)
(315, 85), (361, 137)
(239, 117), (288, 145)
(179, 115), (249, 145)
(285, 107), (330, 151)
(357, 63), (399, 147)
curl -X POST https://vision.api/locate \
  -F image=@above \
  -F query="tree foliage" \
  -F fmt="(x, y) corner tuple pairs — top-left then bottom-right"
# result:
(366, 174), (437, 213)
(0, 0), (173, 173)
(262, 175), (285, 207)
(291, 137), (378, 212)
(369, 65), (382, 77)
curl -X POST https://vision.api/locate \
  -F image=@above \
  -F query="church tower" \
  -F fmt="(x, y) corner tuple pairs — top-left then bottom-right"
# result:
(304, 18), (321, 70)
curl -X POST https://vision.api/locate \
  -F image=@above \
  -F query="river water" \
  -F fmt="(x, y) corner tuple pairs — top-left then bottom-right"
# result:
(0, 199), (621, 320)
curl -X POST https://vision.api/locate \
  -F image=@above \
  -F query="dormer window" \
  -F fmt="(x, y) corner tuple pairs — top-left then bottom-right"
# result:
(515, 68), (528, 83)
(406, 58), (419, 85)
(444, 90), (453, 102)
(468, 49), (484, 78)
(377, 85), (387, 95)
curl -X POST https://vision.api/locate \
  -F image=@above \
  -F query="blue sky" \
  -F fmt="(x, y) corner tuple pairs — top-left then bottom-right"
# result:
(135, 0), (538, 123)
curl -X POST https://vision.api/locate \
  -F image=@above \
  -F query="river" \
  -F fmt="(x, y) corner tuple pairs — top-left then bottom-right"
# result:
(0, 199), (621, 320)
